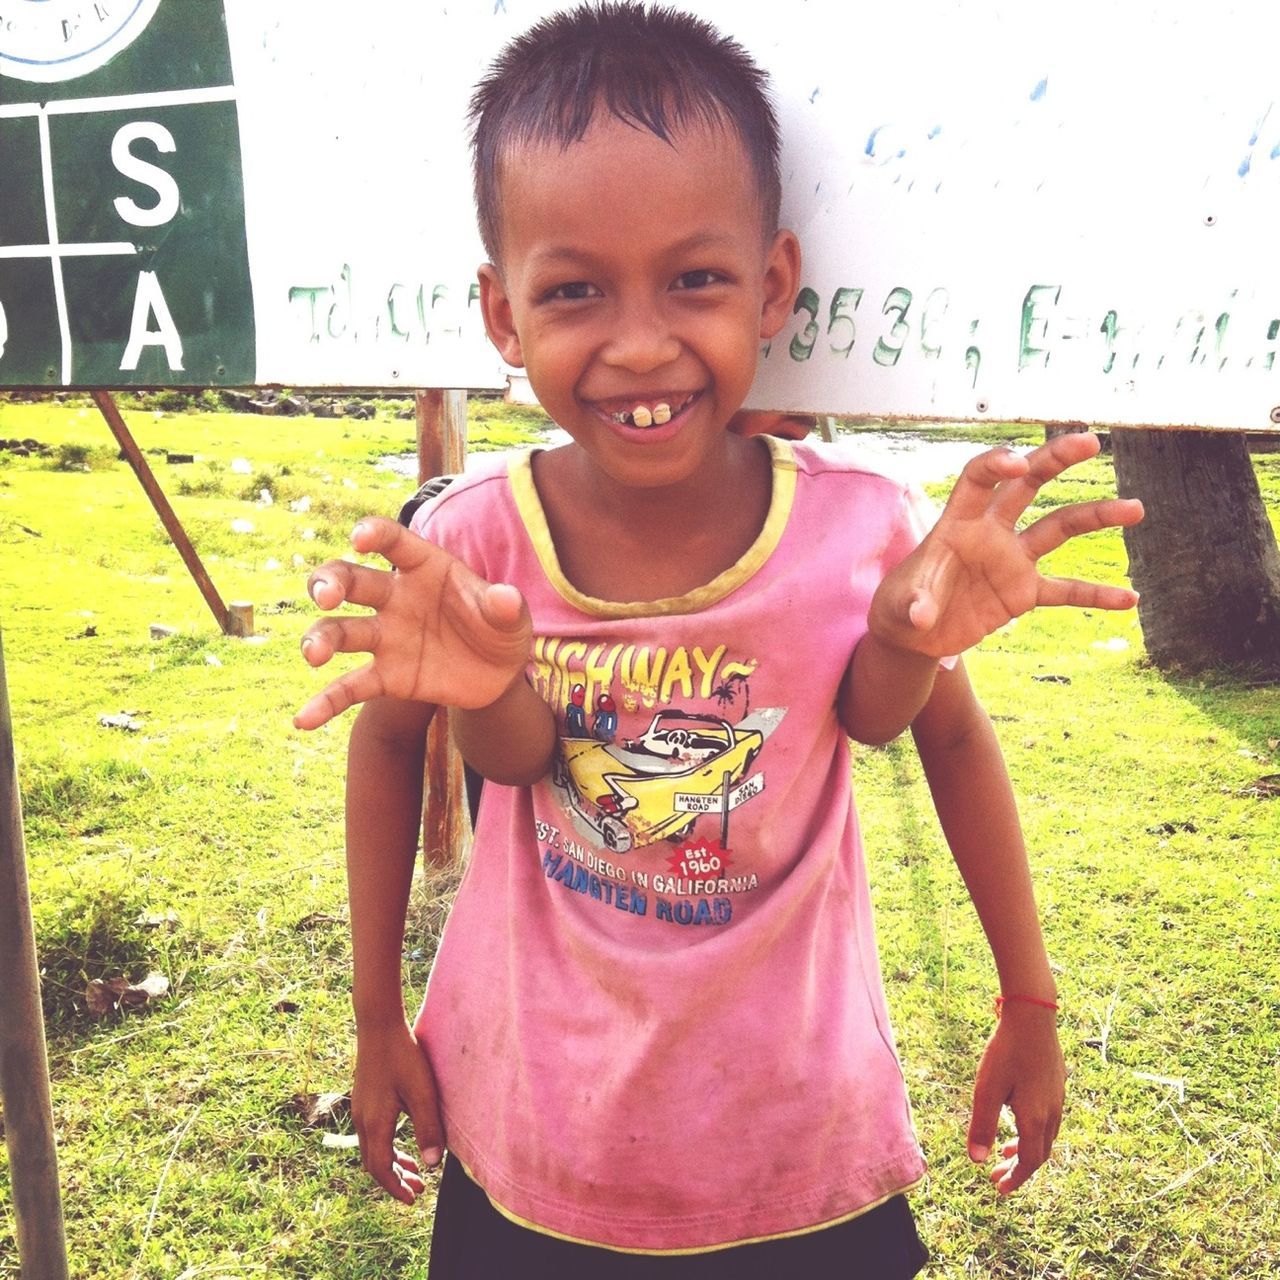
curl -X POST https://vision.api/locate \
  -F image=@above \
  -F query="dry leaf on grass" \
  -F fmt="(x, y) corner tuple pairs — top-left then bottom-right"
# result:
(283, 1091), (351, 1130)
(1146, 820), (1198, 835)
(98, 713), (143, 732)
(294, 912), (344, 931)
(136, 909), (180, 931)
(1240, 774), (1280, 798)
(85, 972), (169, 1016)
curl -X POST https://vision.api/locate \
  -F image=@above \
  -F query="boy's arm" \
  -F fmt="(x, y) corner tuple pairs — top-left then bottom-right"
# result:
(838, 633), (940, 746)
(840, 432), (1143, 744)
(345, 694), (443, 1205)
(910, 662), (1065, 1196)
(451, 675), (557, 785)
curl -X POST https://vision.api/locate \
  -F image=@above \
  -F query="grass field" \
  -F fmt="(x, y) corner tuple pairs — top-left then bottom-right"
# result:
(0, 397), (1276, 1278)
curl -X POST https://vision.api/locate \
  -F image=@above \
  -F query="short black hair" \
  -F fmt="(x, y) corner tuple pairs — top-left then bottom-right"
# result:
(469, 2), (782, 262)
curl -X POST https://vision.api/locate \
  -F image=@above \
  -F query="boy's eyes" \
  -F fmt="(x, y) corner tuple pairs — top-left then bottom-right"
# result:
(538, 270), (725, 301)
(543, 281), (601, 301)
(671, 269), (725, 290)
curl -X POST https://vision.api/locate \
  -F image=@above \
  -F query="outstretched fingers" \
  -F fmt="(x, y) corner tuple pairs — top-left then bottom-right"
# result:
(299, 614), (382, 668)
(293, 662), (386, 731)
(1037, 576), (1139, 611)
(943, 447), (1031, 522)
(944, 433), (1116, 533)
(1019, 497), (1145, 559)
(306, 519), (449, 612)
(987, 432), (1104, 525)
(294, 518), (535, 728)
(307, 559), (394, 613)
(1024, 498), (1144, 610)
(1020, 430), (1102, 474)
(349, 516), (444, 572)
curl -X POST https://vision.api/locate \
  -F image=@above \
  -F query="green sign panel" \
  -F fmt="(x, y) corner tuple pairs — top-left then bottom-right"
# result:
(0, 0), (254, 386)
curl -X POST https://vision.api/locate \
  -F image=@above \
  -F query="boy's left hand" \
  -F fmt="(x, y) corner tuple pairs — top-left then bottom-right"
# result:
(967, 1002), (1066, 1194)
(869, 432), (1143, 660)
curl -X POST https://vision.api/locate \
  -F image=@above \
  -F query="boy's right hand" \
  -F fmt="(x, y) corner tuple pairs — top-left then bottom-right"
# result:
(294, 517), (532, 730)
(352, 1019), (445, 1205)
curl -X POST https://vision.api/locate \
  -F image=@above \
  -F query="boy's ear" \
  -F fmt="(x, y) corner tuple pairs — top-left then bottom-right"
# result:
(478, 263), (525, 367)
(758, 229), (802, 341)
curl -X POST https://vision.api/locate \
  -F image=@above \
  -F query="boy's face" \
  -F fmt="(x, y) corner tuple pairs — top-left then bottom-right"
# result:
(477, 116), (800, 492)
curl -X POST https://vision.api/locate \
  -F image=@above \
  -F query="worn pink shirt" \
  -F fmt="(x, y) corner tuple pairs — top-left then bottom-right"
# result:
(411, 438), (934, 1252)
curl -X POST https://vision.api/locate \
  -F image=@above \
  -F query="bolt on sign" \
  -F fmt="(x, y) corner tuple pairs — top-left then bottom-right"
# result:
(0, 1), (254, 387)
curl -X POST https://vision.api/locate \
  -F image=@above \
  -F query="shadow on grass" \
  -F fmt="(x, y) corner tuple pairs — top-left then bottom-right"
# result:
(1150, 661), (1278, 756)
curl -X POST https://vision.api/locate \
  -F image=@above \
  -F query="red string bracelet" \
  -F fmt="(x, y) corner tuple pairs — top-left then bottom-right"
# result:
(995, 994), (1060, 1017)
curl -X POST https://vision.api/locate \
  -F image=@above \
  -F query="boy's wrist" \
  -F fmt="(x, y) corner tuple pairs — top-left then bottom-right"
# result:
(485, 667), (531, 711)
(455, 667), (528, 718)
(352, 999), (410, 1032)
(994, 992), (1060, 1018)
(863, 622), (949, 668)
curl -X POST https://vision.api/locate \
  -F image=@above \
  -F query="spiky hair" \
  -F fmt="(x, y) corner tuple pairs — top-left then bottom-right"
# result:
(469, 2), (782, 261)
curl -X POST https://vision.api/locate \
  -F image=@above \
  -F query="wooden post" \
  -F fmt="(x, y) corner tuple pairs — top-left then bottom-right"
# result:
(226, 601), (255, 638)
(91, 391), (235, 635)
(415, 389), (468, 484)
(0, 629), (71, 1280)
(414, 391), (470, 865)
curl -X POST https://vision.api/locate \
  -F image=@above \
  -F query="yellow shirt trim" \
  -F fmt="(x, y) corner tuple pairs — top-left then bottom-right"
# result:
(508, 436), (798, 619)
(451, 1153), (923, 1256)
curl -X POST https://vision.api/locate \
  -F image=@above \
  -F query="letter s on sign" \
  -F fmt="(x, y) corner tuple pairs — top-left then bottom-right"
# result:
(112, 122), (180, 228)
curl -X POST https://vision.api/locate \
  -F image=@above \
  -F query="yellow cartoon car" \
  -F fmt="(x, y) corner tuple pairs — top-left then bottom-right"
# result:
(554, 712), (764, 850)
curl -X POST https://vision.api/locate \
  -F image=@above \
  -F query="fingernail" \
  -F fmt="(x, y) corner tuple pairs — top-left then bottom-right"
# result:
(301, 635), (313, 651)
(422, 1146), (442, 1169)
(969, 1143), (990, 1163)
(353, 522), (369, 539)
(310, 577), (330, 601)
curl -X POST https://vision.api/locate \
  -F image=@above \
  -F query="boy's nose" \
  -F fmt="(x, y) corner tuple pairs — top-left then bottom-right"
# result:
(601, 300), (681, 373)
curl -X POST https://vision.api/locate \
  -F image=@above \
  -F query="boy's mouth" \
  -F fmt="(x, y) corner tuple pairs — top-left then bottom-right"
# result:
(606, 392), (698, 428)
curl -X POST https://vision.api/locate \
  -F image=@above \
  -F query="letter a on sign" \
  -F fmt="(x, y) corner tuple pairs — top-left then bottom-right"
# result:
(120, 271), (185, 371)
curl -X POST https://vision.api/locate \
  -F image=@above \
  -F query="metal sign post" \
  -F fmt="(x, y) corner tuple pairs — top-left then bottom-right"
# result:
(0, 628), (71, 1280)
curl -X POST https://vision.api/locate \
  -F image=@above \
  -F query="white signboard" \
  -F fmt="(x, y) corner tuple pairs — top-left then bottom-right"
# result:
(2, 0), (1279, 429)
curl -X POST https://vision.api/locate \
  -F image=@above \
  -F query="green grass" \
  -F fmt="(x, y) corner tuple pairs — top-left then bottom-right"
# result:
(0, 399), (1277, 1277)
(837, 417), (1048, 448)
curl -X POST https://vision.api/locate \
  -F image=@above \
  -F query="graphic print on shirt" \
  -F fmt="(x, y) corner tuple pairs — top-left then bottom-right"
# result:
(554, 709), (771, 851)
(531, 636), (785, 927)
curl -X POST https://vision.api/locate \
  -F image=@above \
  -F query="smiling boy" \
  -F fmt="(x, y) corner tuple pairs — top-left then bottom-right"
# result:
(297, 5), (1142, 1276)
(475, 113), (799, 605)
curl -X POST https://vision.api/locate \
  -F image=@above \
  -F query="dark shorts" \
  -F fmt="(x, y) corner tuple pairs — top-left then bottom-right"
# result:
(428, 1156), (929, 1280)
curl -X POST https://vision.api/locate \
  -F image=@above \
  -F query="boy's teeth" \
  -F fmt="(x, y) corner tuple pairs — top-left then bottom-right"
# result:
(612, 399), (679, 427)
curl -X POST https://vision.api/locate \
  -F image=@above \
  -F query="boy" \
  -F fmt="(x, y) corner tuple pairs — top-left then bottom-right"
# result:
(297, 5), (1142, 1273)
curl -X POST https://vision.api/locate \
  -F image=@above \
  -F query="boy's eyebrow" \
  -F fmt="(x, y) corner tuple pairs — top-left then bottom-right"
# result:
(526, 231), (746, 272)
